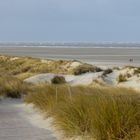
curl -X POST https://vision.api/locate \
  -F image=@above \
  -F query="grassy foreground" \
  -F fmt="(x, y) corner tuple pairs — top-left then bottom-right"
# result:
(25, 85), (140, 140)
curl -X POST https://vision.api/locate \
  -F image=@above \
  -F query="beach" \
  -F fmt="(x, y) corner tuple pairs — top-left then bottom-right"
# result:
(1, 0), (140, 139)
(1, 52), (140, 140)
(0, 47), (140, 66)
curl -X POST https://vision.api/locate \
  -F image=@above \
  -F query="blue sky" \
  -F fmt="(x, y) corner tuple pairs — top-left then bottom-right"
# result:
(0, 0), (140, 42)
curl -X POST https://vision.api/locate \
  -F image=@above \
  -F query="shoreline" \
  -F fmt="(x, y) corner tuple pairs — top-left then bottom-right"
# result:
(0, 47), (140, 67)
(1, 46), (140, 48)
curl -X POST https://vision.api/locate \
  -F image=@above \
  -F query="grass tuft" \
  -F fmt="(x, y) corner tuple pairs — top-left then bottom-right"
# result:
(102, 68), (113, 76)
(51, 76), (66, 84)
(0, 75), (28, 98)
(134, 68), (140, 75)
(73, 64), (102, 75)
(118, 74), (127, 83)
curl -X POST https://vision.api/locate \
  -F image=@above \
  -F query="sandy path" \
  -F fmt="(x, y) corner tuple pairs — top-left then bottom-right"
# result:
(0, 98), (57, 140)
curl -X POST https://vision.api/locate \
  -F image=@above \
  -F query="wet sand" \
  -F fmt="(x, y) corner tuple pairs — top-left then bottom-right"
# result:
(0, 47), (140, 66)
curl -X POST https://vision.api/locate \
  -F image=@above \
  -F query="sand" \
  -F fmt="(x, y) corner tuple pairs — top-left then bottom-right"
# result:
(0, 47), (140, 66)
(24, 72), (103, 85)
(0, 98), (57, 140)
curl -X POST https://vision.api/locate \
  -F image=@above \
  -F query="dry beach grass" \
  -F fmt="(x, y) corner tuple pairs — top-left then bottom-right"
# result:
(1, 55), (140, 139)
(25, 85), (140, 140)
(0, 75), (28, 98)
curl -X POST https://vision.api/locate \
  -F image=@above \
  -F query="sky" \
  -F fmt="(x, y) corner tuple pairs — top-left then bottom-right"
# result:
(0, 0), (140, 42)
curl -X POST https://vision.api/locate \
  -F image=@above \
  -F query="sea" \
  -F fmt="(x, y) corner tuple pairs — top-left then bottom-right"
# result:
(0, 42), (140, 48)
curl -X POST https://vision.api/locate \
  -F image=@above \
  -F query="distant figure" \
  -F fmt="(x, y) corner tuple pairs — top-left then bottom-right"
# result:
(129, 58), (133, 62)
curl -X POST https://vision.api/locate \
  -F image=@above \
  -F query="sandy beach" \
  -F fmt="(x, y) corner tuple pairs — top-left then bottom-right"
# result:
(0, 47), (140, 66)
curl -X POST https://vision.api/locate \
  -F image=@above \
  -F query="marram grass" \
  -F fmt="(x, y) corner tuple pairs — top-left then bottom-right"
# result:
(25, 85), (140, 140)
(0, 55), (85, 79)
(0, 75), (28, 98)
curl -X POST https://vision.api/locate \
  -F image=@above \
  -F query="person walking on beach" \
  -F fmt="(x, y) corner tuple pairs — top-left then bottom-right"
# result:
(129, 58), (133, 62)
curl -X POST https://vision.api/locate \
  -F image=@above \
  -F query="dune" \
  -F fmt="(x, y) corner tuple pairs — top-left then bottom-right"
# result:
(24, 64), (140, 91)
(24, 72), (103, 86)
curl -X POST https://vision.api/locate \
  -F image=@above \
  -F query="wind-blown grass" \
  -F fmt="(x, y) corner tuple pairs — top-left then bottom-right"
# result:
(0, 55), (96, 80)
(0, 75), (28, 98)
(25, 85), (140, 140)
